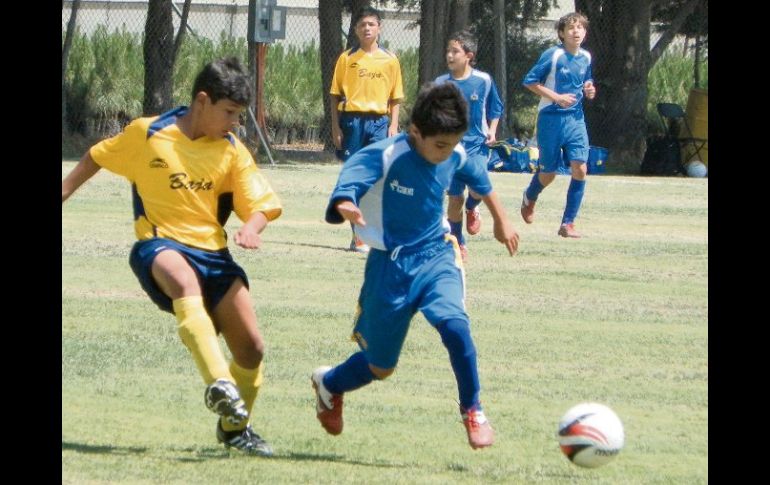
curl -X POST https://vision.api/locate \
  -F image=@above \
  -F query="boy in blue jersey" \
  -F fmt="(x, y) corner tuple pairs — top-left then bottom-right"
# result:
(311, 82), (519, 450)
(62, 58), (281, 456)
(435, 30), (504, 262)
(521, 12), (596, 238)
(330, 6), (405, 253)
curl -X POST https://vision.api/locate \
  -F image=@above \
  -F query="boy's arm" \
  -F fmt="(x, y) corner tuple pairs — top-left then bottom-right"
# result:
(330, 94), (343, 149)
(325, 149), (384, 224)
(480, 191), (519, 256)
(62, 151), (101, 203)
(387, 100), (401, 137)
(524, 83), (576, 109)
(486, 118), (500, 145)
(233, 211), (268, 249)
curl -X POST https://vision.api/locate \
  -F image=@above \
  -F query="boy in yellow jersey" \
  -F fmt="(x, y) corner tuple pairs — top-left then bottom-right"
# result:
(61, 58), (282, 456)
(330, 6), (404, 253)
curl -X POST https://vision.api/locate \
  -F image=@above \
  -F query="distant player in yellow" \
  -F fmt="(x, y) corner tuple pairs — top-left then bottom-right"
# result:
(61, 58), (281, 456)
(330, 6), (404, 253)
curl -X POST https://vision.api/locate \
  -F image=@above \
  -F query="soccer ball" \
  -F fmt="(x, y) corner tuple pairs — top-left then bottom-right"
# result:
(685, 160), (708, 178)
(558, 402), (624, 468)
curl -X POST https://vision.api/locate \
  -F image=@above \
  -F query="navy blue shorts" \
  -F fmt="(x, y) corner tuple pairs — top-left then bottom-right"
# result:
(336, 112), (389, 161)
(536, 111), (589, 173)
(129, 238), (249, 314)
(351, 235), (469, 369)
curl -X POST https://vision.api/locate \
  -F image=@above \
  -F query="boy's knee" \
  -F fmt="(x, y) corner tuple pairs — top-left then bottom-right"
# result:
(368, 364), (395, 380)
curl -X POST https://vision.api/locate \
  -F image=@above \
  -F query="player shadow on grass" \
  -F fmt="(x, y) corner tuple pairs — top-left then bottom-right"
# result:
(265, 240), (357, 253)
(270, 451), (410, 468)
(170, 448), (409, 467)
(62, 440), (148, 455)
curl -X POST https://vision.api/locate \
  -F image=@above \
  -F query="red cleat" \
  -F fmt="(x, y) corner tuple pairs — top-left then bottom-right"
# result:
(311, 366), (344, 435)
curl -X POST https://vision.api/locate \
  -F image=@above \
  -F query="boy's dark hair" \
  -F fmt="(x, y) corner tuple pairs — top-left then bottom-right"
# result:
(191, 57), (251, 106)
(353, 6), (382, 26)
(411, 82), (468, 137)
(448, 30), (478, 66)
(556, 12), (589, 41)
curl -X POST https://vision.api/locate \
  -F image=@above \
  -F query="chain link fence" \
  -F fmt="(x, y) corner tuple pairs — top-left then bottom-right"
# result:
(62, 1), (707, 166)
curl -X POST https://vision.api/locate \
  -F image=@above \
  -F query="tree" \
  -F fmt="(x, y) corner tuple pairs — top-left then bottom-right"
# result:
(62, 0), (82, 134)
(143, 0), (191, 116)
(319, 0), (344, 151)
(575, 0), (701, 172)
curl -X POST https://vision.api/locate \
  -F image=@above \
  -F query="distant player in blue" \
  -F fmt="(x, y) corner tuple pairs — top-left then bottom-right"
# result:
(311, 82), (519, 450)
(435, 30), (504, 262)
(521, 12), (596, 238)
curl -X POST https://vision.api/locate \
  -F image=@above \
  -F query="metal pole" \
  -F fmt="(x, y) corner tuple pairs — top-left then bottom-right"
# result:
(248, 106), (276, 165)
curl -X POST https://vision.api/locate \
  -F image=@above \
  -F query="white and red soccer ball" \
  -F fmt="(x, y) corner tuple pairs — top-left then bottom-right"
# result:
(558, 402), (624, 468)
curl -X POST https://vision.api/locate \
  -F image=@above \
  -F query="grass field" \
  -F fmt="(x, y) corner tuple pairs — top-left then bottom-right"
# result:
(62, 161), (707, 484)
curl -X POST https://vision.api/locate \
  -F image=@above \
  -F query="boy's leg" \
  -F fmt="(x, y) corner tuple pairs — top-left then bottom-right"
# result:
(418, 243), (493, 449)
(559, 161), (588, 238)
(464, 152), (486, 235)
(447, 179), (468, 261)
(151, 250), (235, 387)
(211, 278), (273, 456)
(313, 250), (411, 435)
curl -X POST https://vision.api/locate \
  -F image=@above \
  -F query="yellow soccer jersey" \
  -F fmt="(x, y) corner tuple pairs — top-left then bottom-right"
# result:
(330, 47), (404, 114)
(89, 107), (282, 251)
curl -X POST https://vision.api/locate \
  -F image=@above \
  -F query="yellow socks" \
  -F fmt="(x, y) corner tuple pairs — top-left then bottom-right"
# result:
(222, 361), (264, 432)
(173, 296), (233, 385)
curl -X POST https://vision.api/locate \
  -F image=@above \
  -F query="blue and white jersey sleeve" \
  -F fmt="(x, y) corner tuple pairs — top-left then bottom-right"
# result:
(325, 144), (386, 224)
(486, 77), (504, 121)
(326, 133), (477, 251)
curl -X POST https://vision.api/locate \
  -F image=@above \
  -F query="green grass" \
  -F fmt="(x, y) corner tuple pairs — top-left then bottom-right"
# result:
(62, 162), (707, 484)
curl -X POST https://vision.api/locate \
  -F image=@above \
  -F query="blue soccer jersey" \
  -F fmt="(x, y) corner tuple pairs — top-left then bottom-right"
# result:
(325, 132), (493, 251)
(523, 45), (593, 115)
(435, 69), (503, 152)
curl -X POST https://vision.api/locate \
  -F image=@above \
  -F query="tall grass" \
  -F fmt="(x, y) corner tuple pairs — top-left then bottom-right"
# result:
(63, 27), (707, 152)
(647, 53), (708, 132)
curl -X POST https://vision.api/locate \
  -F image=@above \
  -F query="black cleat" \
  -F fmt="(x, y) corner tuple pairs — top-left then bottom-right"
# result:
(216, 420), (274, 457)
(204, 379), (248, 427)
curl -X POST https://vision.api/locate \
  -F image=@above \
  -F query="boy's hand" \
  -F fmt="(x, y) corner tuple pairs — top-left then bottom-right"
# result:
(493, 219), (519, 256)
(485, 133), (497, 146)
(554, 93), (577, 108)
(234, 225), (263, 249)
(336, 200), (367, 227)
(583, 81), (596, 100)
(331, 125), (343, 149)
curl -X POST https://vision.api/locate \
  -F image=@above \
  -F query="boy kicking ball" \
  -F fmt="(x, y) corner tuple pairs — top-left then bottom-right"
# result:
(313, 82), (519, 449)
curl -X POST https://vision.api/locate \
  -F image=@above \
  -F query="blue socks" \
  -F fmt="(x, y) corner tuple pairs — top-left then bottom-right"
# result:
(525, 173), (545, 201)
(437, 319), (480, 410)
(465, 195), (482, 211)
(449, 220), (465, 245)
(562, 178), (586, 224)
(323, 351), (375, 394)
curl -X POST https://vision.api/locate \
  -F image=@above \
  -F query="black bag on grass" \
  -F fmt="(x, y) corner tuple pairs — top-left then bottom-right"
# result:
(641, 137), (683, 176)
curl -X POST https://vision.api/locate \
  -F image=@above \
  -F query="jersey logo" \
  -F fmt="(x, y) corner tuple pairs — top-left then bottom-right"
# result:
(359, 69), (384, 79)
(470, 92), (479, 101)
(560, 67), (571, 75)
(149, 158), (168, 168)
(169, 172), (214, 192)
(389, 179), (414, 196)
(350, 62), (359, 69)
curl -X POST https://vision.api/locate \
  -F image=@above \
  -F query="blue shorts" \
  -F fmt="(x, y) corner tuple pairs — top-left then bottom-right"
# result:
(448, 146), (489, 196)
(129, 238), (249, 315)
(536, 111), (589, 173)
(336, 112), (389, 161)
(351, 236), (469, 369)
